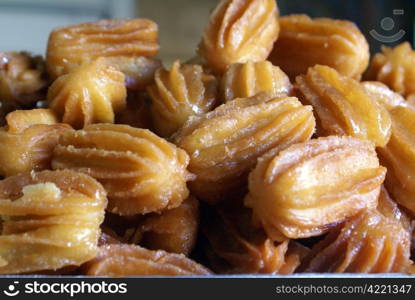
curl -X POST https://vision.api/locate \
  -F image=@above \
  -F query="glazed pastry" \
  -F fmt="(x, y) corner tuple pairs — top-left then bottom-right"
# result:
(148, 61), (218, 137)
(245, 136), (386, 241)
(46, 18), (159, 78)
(299, 210), (414, 273)
(296, 65), (391, 147)
(378, 105), (415, 214)
(84, 244), (211, 276)
(174, 92), (315, 204)
(269, 15), (369, 79)
(0, 109), (70, 177)
(199, 0), (279, 74)
(52, 124), (193, 216)
(366, 42), (415, 97)
(220, 61), (292, 102)
(47, 58), (127, 129)
(0, 170), (107, 274)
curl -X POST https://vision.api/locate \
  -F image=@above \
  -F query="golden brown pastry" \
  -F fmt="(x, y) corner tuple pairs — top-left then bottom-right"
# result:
(115, 92), (152, 129)
(269, 15), (369, 79)
(0, 52), (48, 107)
(147, 61), (218, 137)
(47, 58), (127, 129)
(104, 56), (162, 91)
(46, 18), (159, 79)
(52, 124), (193, 216)
(361, 81), (405, 111)
(0, 170), (107, 274)
(0, 109), (70, 177)
(245, 136), (386, 241)
(296, 65), (391, 147)
(378, 105), (415, 214)
(220, 61), (292, 102)
(299, 210), (414, 273)
(203, 201), (308, 274)
(84, 244), (211, 276)
(377, 186), (412, 232)
(139, 196), (199, 255)
(174, 92), (315, 204)
(199, 0), (279, 74)
(366, 42), (415, 97)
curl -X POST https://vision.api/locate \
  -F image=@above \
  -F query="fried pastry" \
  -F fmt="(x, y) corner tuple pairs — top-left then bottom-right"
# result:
(47, 58), (127, 129)
(46, 18), (159, 78)
(0, 52), (48, 107)
(269, 15), (369, 79)
(361, 81), (405, 111)
(366, 42), (415, 97)
(139, 196), (199, 255)
(173, 92), (315, 204)
(203, 201), (308, 274)
(220, 61), (292, 102)
(299, 210), (414, 273)
(199, 0), (279, 74)
(148, 61), (218, 137)
(0, 170), (107, 274)
(378, 105), (415, 214)
(377, 186), (412, 232)
(296, 65), (391, 147)
(245, 136), (386, 241)
(84, 244), (211, 276)
(52, 124), (193, 215)
(0, 109), (70, 177)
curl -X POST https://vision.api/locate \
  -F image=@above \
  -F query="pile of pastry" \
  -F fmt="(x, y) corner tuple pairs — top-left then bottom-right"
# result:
(0, 0), (414, 276)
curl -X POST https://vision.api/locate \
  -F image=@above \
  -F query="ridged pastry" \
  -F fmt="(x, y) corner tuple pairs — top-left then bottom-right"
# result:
(366, 42), (415, 97)
(52, 124), (193, 215)
(378, 105), (415, 214)
(361, 81), (405, 111)
(199, 0), (279, 74)
(296, 65), (391, 147)
(220, 61), (292, 102)
(47, 58), (127, 129)
(84, 244), (211, 276)
(0, 170), (107, 274)
(269, 14), (369, 79)
(245, 136), (386, 241)
(148, 61), (218, 137)
(0, 109), (70, 177)
(174, 92), (315, 203)
(299, 210), (414, 273)
(46, 18), (159, 78)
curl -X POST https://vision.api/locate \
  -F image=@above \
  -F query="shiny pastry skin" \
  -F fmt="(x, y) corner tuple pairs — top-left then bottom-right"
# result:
(220, 60), (292, 102)
(199, 0), (279, 74)
(85, 244), (211, 276)
(174, 92), (315, 204)
(245, 136), (386, 241)
(296, 65), (391, 147)
(46, 18), (159, 79)
(269, 14), (369, 79)
(52, 124), (193, 216)
(0, 170), (107, 274)
(366, 42), (415, 97)
(0, 109), (71, 177)
(148, 61), (218, 137)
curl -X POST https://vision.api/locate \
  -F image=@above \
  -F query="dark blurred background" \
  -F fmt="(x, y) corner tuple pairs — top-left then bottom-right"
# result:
(0, 0), (414, 64)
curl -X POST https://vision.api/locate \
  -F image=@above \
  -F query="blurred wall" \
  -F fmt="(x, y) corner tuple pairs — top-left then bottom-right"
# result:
(137, 0), (217, 65)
